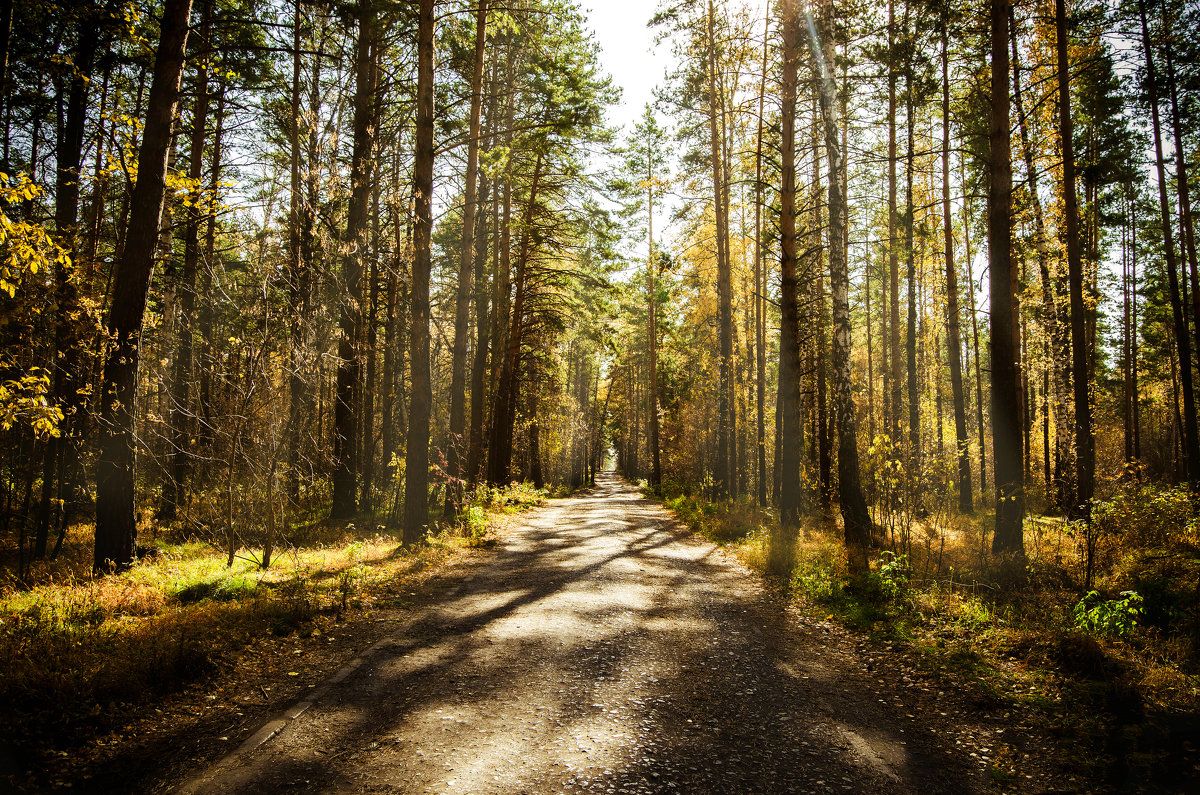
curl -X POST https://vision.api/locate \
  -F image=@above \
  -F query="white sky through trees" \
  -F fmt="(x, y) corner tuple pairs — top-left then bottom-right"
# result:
(584, 1), (671, 134)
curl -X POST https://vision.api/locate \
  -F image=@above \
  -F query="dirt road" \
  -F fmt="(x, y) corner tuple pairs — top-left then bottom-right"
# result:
(179, 474), (995, 794)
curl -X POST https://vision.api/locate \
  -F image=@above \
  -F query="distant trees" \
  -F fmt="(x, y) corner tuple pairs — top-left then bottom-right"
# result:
(1, 0), (1199, 581)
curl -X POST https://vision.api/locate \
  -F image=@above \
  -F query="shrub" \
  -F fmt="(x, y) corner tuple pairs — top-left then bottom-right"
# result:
(1073, 590), (1143, 639)
(873, 551), (911, 603)
(1092, 485), (1197, 551)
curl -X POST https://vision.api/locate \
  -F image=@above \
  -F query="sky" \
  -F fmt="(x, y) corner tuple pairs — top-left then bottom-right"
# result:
(582, 1), (673, 136)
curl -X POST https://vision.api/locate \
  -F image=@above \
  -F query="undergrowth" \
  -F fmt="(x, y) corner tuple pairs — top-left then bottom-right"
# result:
(0, 481), (546, 761)
(648, 478), (1200, 789)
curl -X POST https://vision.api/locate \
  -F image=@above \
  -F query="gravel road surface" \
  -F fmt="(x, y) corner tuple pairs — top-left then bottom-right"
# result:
(180, 473), (993, 794)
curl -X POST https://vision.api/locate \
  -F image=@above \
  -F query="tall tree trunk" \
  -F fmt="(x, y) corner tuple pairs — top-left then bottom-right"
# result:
(403, 0), (435, 541)
(754, 8), (768, 506)
(811, 1), (871, 575)
(775, 0), (802, 564)
(162, 0), (211, 522)
(706, 0), (734, 498)
(989, 0), (1025, 556)
(488, 152), (543, 486)
(941, 25), (971, 512)
(1010, 8), (1071, 509)
(1160, 6), (1200, 368)
(648, 145), (662, 487)
(887, 0), (902, 443)
(963, 154), (988, 499)
(362, 175), (381, 511)
(37, 1), (108, 557)
(904, 5), (920, 484)
(332, 4), (379, 519)
(0, 0), (11, 127)
(286, 0), (313, 504)
(93, 0), (192, 572)
(1139, 0), (1199, 488)
(1122, 194), (1134, 470)
(1055, 0), (1093, 518)
(467, 169), (492, 485)
(445, 0), (489, 515)
(813, 110), (832, 512)
(1130, 186), (1141, 466)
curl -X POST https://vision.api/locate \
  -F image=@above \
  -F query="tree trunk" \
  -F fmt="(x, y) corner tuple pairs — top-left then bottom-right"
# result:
(468, 53), (501, 487)
(162, 0), (211, 522)
(37, 0), (108, 557)
(1010, 8), (1071, 509)
(332, 4), (379, 519)
(707, 0), (734, 498)
(287, 0), (314, 504)
(962, 157), (988, 499)
(904, 5), (920, 484)
(941, 25), (971, 513)
(1139, 0), (1199, 489)
(648, 147), (662, 487)
(488, 151), (543, 486)
(887, 0), (902, 443)
(467, 170), (492, 485)
(93, 0), (192, 573)
(403, 0), (435, 541)
(988, 0), (1025, 556)
(1054, 0), (1093, 518)
(445, 0), (489, 515)
(811, 1), (871, 575)
(1160, 7), (1200, 380)
(754, 7), (768, 506)
(776, 0), (802, 540)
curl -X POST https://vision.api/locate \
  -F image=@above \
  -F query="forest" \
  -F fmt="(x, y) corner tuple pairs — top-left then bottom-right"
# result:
(2, 0), (1200, 789)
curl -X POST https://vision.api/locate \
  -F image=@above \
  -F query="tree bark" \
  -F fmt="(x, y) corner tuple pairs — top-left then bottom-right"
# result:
(286, 0), (314, 504)
(488, 151), (543, 486)
(1160, 6), (1200, 378)
(1055, 0), (1093, 518)
(707, 0), (734, 498)
(811, 1), (871, 575)
(647, 138), (662, 487)
(988, 0), (1025, 556)
(754, 8), (768, 506)
(887, 0), (902, 443)
(332, 4), (379, 519)
(94, 0), (192, 573)
(775, 0), (802, 566)
(904, 4), (920, 484)
(941, 25), (971, 512)
(445, 0), (489, 515)
(403, 0), (435, 541)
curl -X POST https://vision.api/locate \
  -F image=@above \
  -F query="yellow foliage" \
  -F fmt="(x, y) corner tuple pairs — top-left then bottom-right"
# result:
(0, 173), (71, 298)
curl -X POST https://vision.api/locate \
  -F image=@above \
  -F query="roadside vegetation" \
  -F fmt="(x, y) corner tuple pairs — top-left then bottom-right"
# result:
(649, 475), (1200, 787)
(0, 482), (547, 772)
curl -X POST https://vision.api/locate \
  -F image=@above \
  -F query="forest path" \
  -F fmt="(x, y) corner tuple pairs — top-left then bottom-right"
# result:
(179, 473), (994, 794)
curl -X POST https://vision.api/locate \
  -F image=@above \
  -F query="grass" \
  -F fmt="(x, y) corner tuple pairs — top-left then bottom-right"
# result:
(0, 482), (548, 760)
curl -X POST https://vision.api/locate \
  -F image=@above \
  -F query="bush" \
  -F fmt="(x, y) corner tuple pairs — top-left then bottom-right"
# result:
(1092, 485), (1198, 551)
(873, 551), (911, 603)
(1073, 590), (1143, 639)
